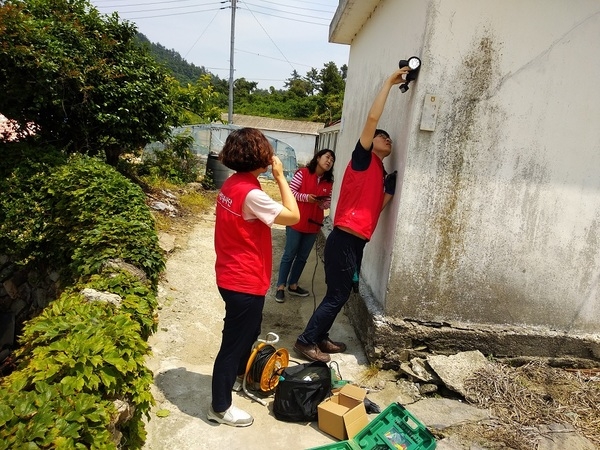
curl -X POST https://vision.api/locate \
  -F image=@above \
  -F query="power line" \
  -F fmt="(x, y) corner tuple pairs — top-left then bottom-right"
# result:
(255, 0), (336, 10)
(94, 0), (335, 12)
(184, 9), (222, 59)
(94, 0), (332, 24)
(105, 1), (224, 15)
(239, 0), (296, 73)
(96, 0), (210, 8)
(117, 6), (225, 20)
(237, 6), (329, 26)
(245, 0), (335, 15)
(235, 48), (315, 68)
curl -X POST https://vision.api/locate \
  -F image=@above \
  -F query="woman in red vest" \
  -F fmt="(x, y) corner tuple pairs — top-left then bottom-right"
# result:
(208, 128), (299, 427)
(274, 149), (335, 302)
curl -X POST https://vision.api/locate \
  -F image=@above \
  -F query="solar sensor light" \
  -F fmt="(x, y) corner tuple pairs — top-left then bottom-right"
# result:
(399, 56), (421, 93)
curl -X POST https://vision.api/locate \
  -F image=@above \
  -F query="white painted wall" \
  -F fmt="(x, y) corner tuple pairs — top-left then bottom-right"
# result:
(332, 0), (600, 334)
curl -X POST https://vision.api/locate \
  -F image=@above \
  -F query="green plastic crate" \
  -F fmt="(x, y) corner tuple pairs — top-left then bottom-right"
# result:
(307, 441), (356, 450)
(353, 402), (436, 450)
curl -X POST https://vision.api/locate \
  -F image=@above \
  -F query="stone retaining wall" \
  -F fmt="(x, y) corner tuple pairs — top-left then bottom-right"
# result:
(0, 255), (60, 362)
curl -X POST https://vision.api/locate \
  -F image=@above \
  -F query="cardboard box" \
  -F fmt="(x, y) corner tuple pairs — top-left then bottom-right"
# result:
(317, 384), (369, 441)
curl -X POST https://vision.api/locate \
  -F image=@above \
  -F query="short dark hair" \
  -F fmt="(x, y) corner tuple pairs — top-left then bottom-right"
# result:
(219, 128), (273, 172)
(374, 128), (390, 139)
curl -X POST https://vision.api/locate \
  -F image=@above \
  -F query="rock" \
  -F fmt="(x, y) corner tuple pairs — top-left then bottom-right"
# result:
(158, 232), (176, 254)
(405, 397), (492, 431)
(81, 288), (122, 307)
(427, 350), (490, 399)
(418, 383), (438, 394)
(102, 259), (148, 283)
(536, 423), (597, 450)
(151, 201), (177, 214)
(395, 379), (422, 404)
(411, 357), (440, 383)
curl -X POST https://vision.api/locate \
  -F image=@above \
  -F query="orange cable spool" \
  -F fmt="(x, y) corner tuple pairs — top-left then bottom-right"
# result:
(244, 333), (289, 395)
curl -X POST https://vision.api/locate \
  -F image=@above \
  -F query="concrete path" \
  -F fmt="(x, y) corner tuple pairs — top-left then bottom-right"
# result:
(143, 214), (399, 450)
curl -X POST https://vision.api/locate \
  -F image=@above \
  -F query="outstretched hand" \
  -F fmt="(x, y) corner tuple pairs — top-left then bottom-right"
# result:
(389, 67), (410, 86)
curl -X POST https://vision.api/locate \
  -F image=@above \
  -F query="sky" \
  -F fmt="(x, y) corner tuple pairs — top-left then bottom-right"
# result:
(89, 0), (350, 90)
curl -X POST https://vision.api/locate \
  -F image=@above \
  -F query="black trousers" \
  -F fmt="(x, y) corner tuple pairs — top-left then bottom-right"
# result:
(211, 287), (264, 412)
(297, 227), (366, 345)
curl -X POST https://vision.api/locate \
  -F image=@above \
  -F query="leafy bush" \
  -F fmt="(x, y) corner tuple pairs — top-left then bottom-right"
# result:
(0, 144), (66, 265)
(0, 151), (164, 286)
(0, 382), (115, 450)
(84, 272), (158, 341)
(0, 146), (164, 448)
(0, 288), (155, 448)
(140, 133), (201, 184)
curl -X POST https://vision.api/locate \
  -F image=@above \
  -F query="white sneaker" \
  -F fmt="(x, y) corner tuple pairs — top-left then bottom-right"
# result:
(207, 405), (254, 427)
(232, 375), (244, 392)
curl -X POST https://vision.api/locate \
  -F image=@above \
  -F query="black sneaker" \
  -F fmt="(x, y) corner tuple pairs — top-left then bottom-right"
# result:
(287, 285), (309, 297)
(275, 289), (285, 303)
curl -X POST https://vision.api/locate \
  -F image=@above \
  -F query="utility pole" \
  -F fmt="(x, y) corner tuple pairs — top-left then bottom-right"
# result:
(228, 0), (236, 124)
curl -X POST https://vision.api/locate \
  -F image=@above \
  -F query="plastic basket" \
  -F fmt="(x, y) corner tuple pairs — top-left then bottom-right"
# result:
(306, 441), (356, 450)
(353, 402), (436, 450)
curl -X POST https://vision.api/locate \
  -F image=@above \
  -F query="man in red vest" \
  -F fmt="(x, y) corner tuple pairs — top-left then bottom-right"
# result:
(294, 67), (410, 362)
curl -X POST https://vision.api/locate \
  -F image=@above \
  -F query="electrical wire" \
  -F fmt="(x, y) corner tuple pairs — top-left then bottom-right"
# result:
(237, 6), (329, 26)
(248, 344), (277, 390)
(243, 1), (333, 17)
(238, 0), (296, 73)
(235, 48), (315, 68)
(183, 8), (221, 59)
(96, 0), (210, 8)
(310, 232), (321, 313)
(254, 0), (335, 14)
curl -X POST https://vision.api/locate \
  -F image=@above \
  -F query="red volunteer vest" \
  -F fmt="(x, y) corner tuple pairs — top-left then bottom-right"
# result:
(214, 172), (272, 295)
(334, 152), (385, 240)
(292, 168), (333, 234)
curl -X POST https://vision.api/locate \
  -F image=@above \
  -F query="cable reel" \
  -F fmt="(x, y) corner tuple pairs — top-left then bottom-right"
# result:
(242, 332), (289, 405)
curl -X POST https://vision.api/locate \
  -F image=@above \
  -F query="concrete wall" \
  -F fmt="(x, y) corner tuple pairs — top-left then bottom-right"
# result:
(331, 0), (600, 350)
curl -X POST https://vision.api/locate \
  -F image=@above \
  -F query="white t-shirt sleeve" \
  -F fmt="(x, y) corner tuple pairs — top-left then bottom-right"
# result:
(243, 189), (284, 227)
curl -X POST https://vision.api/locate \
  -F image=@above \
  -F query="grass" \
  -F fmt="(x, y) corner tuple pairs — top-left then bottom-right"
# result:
(451, 361), (600, 449)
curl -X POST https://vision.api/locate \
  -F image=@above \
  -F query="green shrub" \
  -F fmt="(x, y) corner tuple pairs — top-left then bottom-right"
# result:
(0, 144), (67, 265)
(71, 217), (164, 287)
(0, 289), (154, 448)
(140, 133), (200, 184)
(0, 147), (164, 448)
(0, 152), (164, 285)
(0, 382), (115, 450)
(84, 272), (158, 340)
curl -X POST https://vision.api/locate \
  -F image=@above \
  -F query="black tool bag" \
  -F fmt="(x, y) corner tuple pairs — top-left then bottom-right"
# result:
(272, 361), (332, 422)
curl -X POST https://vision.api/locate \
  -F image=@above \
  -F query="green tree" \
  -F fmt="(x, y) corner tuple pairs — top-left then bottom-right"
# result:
(234, 77), (259, 101)
(0, 0), (179, 166)
(284, 70), (313, 98)
(305, 68), (320, 96)
(175, 75), (222, 125)
(319, 61), (346, 96)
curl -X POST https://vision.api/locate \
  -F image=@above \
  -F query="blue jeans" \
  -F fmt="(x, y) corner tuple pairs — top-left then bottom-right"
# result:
(277, 227), (318, 287)
(297, 227), (365, 345)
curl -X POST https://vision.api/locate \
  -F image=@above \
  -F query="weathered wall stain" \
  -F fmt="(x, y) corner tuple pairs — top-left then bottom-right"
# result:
(432, 33), (501, 289)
